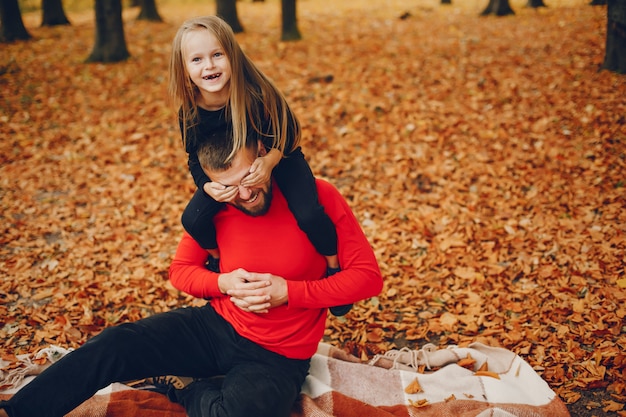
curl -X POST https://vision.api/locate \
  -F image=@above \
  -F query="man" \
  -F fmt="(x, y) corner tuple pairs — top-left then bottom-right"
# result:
(0, 130), (383, 417)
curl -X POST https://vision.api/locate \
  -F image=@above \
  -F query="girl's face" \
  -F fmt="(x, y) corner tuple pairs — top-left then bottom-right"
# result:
(183, 29), (232, 107)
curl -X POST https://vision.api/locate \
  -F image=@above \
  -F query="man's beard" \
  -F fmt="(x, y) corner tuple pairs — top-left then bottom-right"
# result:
(232, 182), (273, 217)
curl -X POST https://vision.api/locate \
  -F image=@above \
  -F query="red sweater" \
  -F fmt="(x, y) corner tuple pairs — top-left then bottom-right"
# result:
(169, 179), (383, 359)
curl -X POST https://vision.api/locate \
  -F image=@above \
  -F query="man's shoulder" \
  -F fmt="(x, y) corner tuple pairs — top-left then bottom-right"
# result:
(314, 178), (347, 208)
(314, 178), (338, 194)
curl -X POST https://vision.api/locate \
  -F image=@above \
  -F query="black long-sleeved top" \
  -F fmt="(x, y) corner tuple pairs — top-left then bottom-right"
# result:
(182, 106), (297, 189)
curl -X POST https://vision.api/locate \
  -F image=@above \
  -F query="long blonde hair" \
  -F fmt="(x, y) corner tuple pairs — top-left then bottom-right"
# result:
(168, 15), (300, 161)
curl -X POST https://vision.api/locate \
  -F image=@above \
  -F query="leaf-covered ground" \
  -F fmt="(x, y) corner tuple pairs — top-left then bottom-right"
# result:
(1, 0), (625, 415)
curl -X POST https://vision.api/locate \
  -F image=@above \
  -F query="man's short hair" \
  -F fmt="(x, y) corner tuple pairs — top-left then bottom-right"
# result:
(197, 127), (258, 172)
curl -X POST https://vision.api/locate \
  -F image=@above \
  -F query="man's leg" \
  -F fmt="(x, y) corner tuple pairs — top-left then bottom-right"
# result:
(175, 360), (309, 417)
(3, 305), (232, 417)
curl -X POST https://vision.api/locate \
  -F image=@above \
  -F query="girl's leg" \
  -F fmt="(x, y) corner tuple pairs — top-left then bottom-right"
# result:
(3, 305), (235, 417)
(181, 188), (224, 251)
(273, 147), (338, 257)
(274, 147), (353, 315)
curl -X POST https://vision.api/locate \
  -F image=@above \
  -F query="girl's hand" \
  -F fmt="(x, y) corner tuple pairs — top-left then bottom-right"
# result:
(240, 156), (273, 188)
(203, 181), (238, 202)
(241, 149), (282, 187)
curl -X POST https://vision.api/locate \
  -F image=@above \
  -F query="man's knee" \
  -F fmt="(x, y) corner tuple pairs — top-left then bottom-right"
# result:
(186, 374), (297, 417)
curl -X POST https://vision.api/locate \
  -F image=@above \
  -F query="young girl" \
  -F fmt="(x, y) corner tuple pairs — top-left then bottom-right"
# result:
(168, 15), (350, 315)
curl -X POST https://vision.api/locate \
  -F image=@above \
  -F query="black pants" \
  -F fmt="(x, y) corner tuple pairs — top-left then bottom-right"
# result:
(2, 305), (310, 417)
(182, 147), (338, 256)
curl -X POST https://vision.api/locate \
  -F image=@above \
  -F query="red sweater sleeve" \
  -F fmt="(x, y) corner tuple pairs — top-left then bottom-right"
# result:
(286, 180), (383, 309)
(168, 232), (224, 299)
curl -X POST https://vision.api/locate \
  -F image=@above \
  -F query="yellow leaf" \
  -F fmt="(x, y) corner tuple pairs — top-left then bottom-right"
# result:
(475, 371), (500, 379)
(457, 354), (476, 370)
(405, 377), (423, 394)
(440, 312), (458, 330)
(603, 400), (624, 412)
(408, 398), (429, 408)
(572, 299), (586, 313)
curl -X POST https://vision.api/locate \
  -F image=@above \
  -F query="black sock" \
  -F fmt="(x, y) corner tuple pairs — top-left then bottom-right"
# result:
(327, 266), (341, 276)
(205, 256), (220, 273)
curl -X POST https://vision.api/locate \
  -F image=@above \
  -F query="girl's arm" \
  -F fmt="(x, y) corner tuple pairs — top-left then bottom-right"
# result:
(189, 147), (239, 202)
(264, 148), (283, 166)
(185, 124), (236, 202)
(188, 150), (211, 190)
(241, 148), (282, 187)
(180, 114), (212, 190)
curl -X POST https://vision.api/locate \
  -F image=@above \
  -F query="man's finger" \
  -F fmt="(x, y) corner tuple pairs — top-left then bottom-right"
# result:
(242, 273), (272, 283)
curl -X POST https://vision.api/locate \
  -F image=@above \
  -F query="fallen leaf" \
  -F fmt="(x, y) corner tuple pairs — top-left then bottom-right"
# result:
(405, 377), (423, 394)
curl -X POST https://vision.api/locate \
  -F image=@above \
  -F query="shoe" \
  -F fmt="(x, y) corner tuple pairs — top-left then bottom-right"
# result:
(330, 304), (353, 316)
(148, 375), (193, 389)
(326, 266), (353, 316)
(141, 375), (194, 401)
(205, 255), (220, 273)
(168, 376), (225, 405)
(0, 401), (12, 416)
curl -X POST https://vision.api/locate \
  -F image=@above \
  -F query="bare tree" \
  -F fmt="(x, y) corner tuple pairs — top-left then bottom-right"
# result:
(216, 0), (243, 33)
(0, 0), (31, 42)
(137, 0), (163, 22)
(42, 0), (70, 26)
(281, 0), (301, 41)
(87, 0), (130, 63)
(481, 0), (515, 16)
(602, 0), (626, 73)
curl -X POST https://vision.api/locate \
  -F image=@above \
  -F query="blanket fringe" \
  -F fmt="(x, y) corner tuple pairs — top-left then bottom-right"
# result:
(368, 343), (459, 371)
(0, 345), (73, 390)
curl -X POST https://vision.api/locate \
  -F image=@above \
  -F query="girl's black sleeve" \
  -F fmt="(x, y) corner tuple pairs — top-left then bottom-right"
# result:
(181, 118), (212, 190)
(188, 150), (211, 190)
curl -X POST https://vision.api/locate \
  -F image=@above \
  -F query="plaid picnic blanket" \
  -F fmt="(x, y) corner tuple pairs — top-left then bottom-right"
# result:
(0, 342), (570, 417)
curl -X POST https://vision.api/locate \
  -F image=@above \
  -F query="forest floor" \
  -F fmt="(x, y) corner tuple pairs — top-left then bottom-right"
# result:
(1, 0), (625, 415)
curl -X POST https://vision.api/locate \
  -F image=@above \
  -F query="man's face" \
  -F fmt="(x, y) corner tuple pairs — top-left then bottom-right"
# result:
(206, 144), (273, 217)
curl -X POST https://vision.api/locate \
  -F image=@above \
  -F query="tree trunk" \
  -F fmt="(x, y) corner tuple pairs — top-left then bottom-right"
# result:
(87, 0), (130, 63)
(590, 0), (608, 5)
(481, 0), (515, 16)
(441, 0), (452, 4)
(525, 0), (547, 7)
(602, 0), (626, 73)
(137, 0), (163, 22)
(41, 0), (70, 26)
(216, 0), (243, 33)
(0, 0), (31, 42)
(281, 0), (301, 41)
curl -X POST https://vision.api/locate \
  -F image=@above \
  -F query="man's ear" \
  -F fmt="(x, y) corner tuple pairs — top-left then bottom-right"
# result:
(257, 140), (267, 157)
